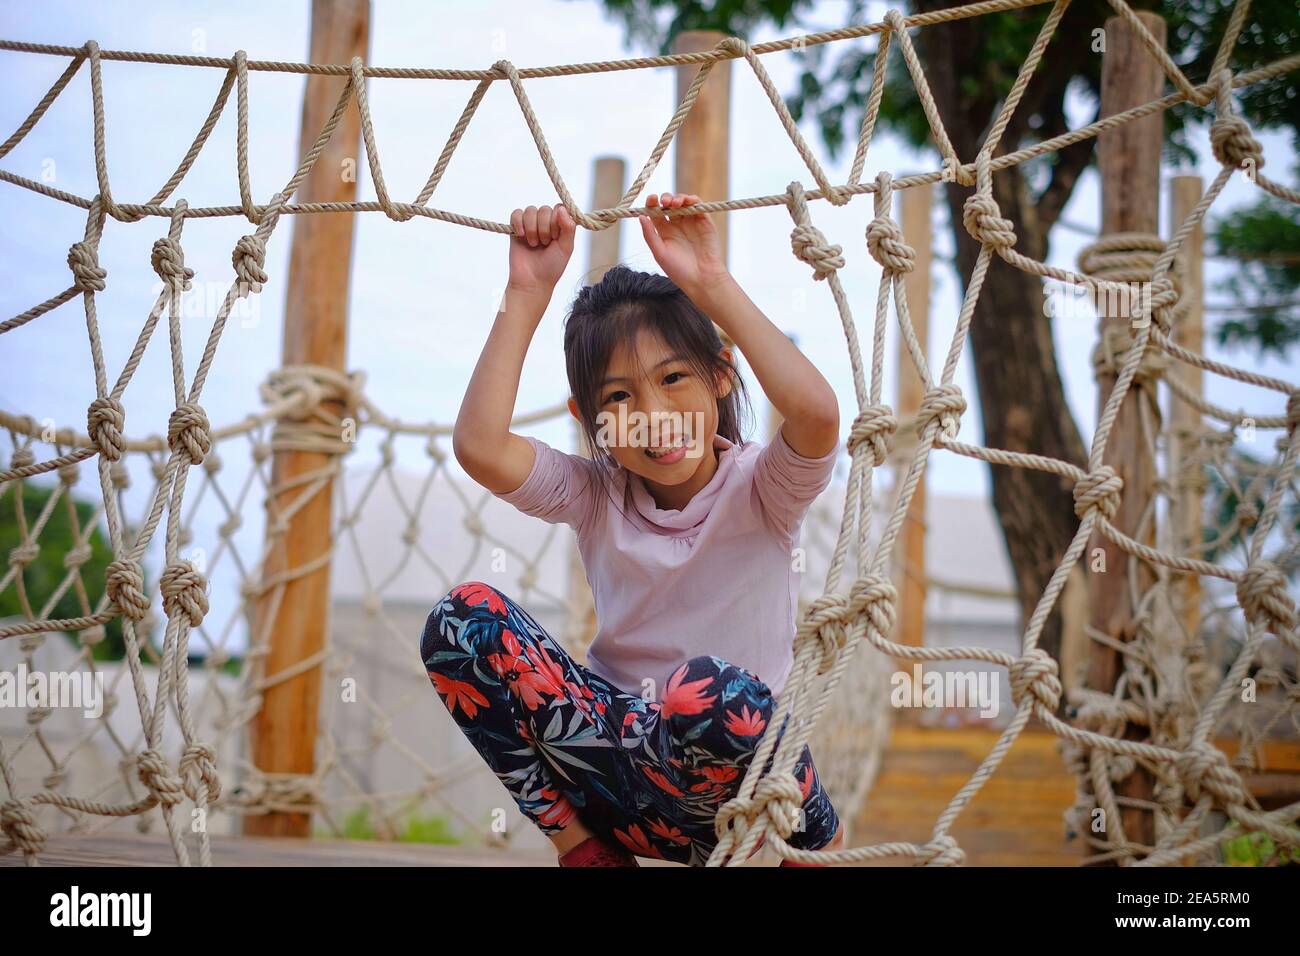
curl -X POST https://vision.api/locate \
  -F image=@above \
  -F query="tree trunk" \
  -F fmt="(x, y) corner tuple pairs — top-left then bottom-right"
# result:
(915, 10), (1088, 678)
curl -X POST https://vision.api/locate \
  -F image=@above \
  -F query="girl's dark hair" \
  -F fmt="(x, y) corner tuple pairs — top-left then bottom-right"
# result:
(563, 263), (756, 509)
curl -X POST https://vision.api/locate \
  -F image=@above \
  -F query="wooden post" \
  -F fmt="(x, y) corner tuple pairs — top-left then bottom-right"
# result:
(1169, 176), (1204, 637)
(244, 0), (369, 838)
(895, 180), (932, 652)
(1084, 11), (1165, 856)
(672, 32), (787, 463)
(673, 31), (733, 355)
(566, 157), (625, 660)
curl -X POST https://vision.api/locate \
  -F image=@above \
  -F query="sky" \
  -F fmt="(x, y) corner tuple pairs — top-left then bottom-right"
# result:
(1, 0), (1296, 643)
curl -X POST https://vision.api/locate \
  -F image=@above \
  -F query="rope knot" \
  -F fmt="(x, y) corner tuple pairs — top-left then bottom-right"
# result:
(151, 236), (195, 291)
(717, 36), (749, 57)
(796, 592), (852, 673)
(1235, 562), (1296, 634)
(847, 404), (897, 466)
(1175, 740), (1248, 808)
(232, 234), (268, 296)
(160, 560), (209, 628)
(136, 748), (186, 808)
(917, 384), (965, 439)
(86, 396), (126, 462)
(715, 771), (804, 848)
(67, 241), (107, 292)
(180, 742), (221, 803)
(1148, 274), (1179, 330)
(851, 573), (898, 638)
(1073, 465), (1123, 521)
(961, 194), (1015, 250)
(922, 833), (965, 866)
(105, 558), (150, 621)
(1009, 648), (1062, 714)
(790, 222), (845, 280)
(167, 401), (212, 465)
(1210, 113), (1263, 172)
(751, 771), (804, 839)
(8, 541), (39, 568)
(0, 798), (47, 857)
(1091, 323), (1168, 383)
(1287, 391), (1300, 436)
(865, 216), (915, 273)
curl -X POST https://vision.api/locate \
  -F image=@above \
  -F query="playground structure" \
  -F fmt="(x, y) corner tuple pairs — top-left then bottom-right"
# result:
(1, 0), (1298, 867)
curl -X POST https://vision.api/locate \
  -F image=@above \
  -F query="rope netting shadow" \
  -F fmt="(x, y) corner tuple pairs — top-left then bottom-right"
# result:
(0, 0), (1297, 867)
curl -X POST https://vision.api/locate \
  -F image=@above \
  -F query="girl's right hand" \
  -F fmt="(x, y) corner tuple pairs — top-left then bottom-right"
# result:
(508, 203), (576, 297)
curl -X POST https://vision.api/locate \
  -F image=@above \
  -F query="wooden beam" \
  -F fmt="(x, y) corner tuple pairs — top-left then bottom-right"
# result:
(895, 179), (932, 651)
(1168, 175), (1204, 637)
(1085, 11), (1166, 858)
(566, 157), (625, 660)
(672, 31), (731, 285)
(244, 0), (369, 838)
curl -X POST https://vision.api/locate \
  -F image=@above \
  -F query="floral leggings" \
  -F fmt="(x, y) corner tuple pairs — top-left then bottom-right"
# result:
(420, 581), (840, 866)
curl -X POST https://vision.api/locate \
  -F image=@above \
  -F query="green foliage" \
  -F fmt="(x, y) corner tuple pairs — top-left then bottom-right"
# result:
(593, 0), (811, 51)
(322, 805), (461, 844)
(0, 473), (133, 661)
(1221, 822), (1300, 865)
(1209, 196), (1300, 356)
(590, 0), (1300, 357)
(1203, 447), (1300, 567)
(1168, 0), (1300, 159)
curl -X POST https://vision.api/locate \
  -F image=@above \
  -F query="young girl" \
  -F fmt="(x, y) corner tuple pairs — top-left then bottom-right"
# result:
(421, 193), (846, 867)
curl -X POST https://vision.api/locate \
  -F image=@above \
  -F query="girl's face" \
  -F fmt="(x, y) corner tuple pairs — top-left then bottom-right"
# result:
(581, 328), (732, 486)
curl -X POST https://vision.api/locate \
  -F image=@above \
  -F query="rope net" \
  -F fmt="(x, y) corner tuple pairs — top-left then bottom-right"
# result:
(0, 0), (1297, 867)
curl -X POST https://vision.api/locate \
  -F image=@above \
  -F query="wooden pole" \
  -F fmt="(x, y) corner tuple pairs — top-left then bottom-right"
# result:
(1084, 11), (1165, 857)
(244, 0), (369, 838)
(566, 157), (625, 660)
(673, 31), (733, 357)
(895, 179), (932, 651)
(1169, 176), (1204, 637)
(672, 31), (787, 462)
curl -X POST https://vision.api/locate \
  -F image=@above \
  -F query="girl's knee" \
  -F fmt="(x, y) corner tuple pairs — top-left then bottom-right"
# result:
(421, 580), (508, 663)
(682, 655), (773, 710)
(665, 656), (775, 763)
(444, 580), (510, 613)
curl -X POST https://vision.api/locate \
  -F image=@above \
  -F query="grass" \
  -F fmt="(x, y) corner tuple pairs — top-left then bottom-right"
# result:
(317, 805), (462, 845)
(1221, 823), (1300, 866)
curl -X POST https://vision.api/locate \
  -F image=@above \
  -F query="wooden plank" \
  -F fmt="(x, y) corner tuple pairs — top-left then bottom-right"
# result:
(1085, 9), (1168, 856)
(851, 725), (1080, 865)
(1168, 175), (1204, 635)
(565, 157), (626, 661)
(0, 831), (723, 868)
(895, 179), (932, 651)
(245, 0), (369, 838)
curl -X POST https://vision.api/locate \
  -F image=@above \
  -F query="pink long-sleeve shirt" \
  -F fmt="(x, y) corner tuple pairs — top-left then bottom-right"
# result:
(492, 429), (839, 699)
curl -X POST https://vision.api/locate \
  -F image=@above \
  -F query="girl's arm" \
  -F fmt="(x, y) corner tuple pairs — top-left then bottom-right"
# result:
(452, 284), (551, 494)
(638, 192), (838, 459)
(453, 204), (576, 494)
(693, 276), (839, 459)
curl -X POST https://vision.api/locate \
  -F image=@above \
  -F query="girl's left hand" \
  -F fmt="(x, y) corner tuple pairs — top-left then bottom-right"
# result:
(639, 193), (731, 299)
